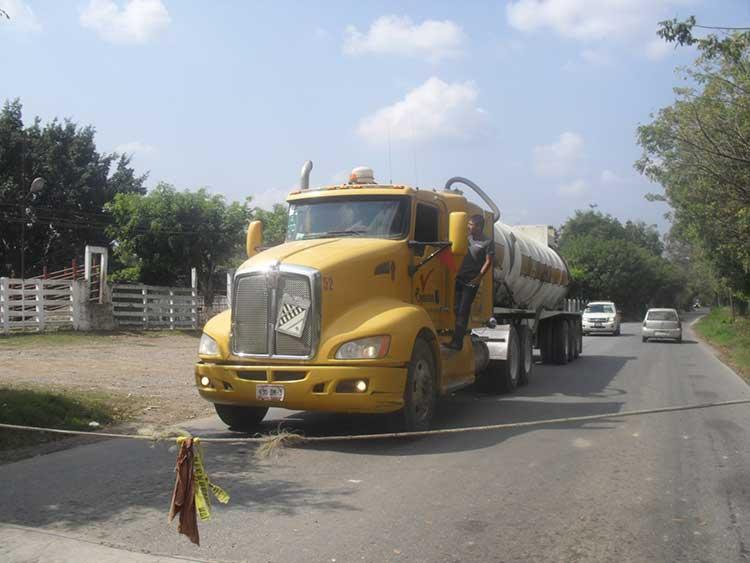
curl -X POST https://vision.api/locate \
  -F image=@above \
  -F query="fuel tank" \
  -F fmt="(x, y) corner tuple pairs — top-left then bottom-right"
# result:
(492, 223), (570, 311)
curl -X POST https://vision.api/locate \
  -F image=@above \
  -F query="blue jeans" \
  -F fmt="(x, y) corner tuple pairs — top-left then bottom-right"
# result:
(452, 279), (478, 346)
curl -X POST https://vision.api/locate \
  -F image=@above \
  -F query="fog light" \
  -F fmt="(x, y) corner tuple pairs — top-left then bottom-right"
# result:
(200, 376), (210, 387)
(335, 379), (369, 393)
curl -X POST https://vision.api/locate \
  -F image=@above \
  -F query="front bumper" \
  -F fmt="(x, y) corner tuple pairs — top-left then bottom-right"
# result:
(642, 328), (682, 339)
(582, 322), (616, 333)
(195, 362), (407, 414)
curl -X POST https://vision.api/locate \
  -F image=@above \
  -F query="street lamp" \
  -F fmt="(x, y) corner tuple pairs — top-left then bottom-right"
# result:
(20, 177), (45, 280)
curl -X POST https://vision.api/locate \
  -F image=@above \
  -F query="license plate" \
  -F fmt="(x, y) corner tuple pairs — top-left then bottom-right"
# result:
(256, 384), (284, 402)
(594, 323), (603, 328)
(655, 331), (668, 337)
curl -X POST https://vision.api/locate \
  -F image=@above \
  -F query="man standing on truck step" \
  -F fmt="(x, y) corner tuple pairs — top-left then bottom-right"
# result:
(445, 214), (494, 350)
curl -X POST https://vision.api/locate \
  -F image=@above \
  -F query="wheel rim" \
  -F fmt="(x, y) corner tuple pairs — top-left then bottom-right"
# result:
(412, 358), (433, 422)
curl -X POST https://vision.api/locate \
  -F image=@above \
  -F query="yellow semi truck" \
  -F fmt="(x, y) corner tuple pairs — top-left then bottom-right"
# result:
(196, 162), (582, 432)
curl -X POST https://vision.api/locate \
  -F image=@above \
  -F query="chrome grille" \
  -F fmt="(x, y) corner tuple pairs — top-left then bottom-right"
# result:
(231, 267), (318, 358)
(233, 274), (269, 354)
(275, 275), (313, 356)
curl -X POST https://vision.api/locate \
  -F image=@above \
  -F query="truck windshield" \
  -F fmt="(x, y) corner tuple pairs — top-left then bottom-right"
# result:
(286, 196), (410, 241)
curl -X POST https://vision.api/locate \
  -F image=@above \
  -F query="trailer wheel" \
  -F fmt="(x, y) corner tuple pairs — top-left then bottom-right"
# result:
(566, 320), (577, 362)
(552, 318), (570, 365)
(539, 321), (553, 364)
(574, 320), (582, 358)
(482, 325), (520, 394)
(394, 337), (437, 432)
(214, 404), (268, 431)
(518, 325), (533, 385)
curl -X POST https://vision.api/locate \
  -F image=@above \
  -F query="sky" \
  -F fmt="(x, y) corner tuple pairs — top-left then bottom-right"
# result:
(2, 0), (750, 233)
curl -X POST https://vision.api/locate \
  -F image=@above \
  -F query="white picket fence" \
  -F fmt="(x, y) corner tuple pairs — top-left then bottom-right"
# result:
(111, 283), (197, 329)
(0, 278), (75, 334)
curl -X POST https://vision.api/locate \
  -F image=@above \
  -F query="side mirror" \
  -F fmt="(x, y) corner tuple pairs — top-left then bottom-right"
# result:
(449, 212), (468, 256)
(246, 220), (263, 258)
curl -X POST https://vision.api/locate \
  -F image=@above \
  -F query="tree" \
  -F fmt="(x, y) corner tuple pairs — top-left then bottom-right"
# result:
(0, 99), (146, 277)
(559, 210), (686, 316)
(637, 20), (750, 301)
(106, 184), (252, 306)
(252, 203), (288, 247)
(559, 210), (663, 257)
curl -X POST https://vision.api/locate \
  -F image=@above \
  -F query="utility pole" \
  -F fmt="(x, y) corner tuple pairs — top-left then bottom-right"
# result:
(20, 177), (46, 280)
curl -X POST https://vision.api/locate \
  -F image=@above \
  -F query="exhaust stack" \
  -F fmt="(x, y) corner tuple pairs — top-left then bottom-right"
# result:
(300, 160), (313, 190)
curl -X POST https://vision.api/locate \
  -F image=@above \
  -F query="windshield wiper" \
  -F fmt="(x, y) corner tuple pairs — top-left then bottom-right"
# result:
(300, 229), (367, 239)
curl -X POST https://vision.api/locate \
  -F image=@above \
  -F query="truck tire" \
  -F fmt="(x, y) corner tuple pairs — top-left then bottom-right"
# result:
(539, 321), (553, 364)
(574, 320), (582, 358)
(395, 337), (437, 432)
(518, 325), (533, 385)
(214, 403), (268, 431)
(552, 318), (570, 365)
(483, 325), (520, 394)
(566, 320), (577, 362)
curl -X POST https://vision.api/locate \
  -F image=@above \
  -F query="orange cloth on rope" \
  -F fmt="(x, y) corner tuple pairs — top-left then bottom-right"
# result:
(168, 437), (200, 545)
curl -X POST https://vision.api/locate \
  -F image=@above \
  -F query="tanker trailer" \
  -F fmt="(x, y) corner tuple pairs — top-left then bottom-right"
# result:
(443, 178), (583, 395)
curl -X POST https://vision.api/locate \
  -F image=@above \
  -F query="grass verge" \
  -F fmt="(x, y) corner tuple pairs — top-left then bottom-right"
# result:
(694, 307), (750, 381)
(0, 329), (200, 348)
(0, 386), (128, 451)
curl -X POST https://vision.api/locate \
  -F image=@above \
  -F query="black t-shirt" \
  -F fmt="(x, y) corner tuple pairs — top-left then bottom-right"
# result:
(458, 234), (494, 282)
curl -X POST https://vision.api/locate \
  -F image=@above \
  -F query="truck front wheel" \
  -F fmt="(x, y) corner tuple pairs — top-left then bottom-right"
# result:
(395, 338), (437, 433)
(214, 404), (268, 431)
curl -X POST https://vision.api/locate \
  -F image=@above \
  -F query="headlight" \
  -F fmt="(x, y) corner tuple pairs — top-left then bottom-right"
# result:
(335, 335), (390, 360)
(198, 333), (219, 357)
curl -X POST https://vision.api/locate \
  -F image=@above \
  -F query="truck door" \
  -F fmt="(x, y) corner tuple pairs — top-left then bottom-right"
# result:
(412, 202), (448, 330)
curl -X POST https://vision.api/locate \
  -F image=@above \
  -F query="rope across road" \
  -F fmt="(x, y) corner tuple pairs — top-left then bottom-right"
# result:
(2, 398), (750, 448)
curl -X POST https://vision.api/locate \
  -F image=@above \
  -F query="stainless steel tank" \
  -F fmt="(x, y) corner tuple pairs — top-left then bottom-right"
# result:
(492, 223), (570, 311)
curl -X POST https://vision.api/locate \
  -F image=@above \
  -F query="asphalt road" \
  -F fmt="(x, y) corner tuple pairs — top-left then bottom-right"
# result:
(3, 314), (750, 563)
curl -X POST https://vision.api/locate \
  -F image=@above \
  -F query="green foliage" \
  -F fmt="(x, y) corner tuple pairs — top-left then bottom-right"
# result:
(560, 210), (663, 256)
(0, 99), (146, 277)
(252, 203), (288, 247)
(559, 210), (689, 317)
(638, 21), (750, 300)
(694, 307), (750, 379)
(106, 183), (251, 305)
(0, 386), (117, 450)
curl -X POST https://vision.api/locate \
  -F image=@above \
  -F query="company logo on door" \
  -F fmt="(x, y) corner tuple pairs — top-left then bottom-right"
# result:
(415, 269), (439, 304)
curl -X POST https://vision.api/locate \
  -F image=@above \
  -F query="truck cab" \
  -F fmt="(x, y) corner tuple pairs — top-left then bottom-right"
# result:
(196, 165), (496, 431)
(196, 163), (582, 432)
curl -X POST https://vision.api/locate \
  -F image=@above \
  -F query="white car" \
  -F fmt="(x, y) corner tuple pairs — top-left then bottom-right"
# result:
(582, 301), (621, 336)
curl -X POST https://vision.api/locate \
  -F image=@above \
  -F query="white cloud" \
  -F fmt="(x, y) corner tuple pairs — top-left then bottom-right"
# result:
(558, 179), (587, 197)
(645, 38), (674, 60)
(251, 187), (290, 210)
(601, 169), (623, 184)
(533, 132), (584, 178)
(507, 0), (686, 60)
(344, 15), (465, 62)
(580, 48), (612, 66)
(0, 0), (42, 32)
(330, 170), (350, 184)
(80, 0), (170, 44)
(357, 77), (489, 144)
(115, 141), (155, 155)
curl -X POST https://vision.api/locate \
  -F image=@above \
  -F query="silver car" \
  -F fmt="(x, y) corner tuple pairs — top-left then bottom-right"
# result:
(642, 308), (682, 343)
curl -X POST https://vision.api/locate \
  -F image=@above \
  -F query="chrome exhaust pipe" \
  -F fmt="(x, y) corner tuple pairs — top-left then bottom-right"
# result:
(300, 160), (313, 190)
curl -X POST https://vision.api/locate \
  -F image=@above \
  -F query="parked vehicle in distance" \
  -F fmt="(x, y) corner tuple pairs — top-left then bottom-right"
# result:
(582, 301), (621, 336)
(642, 308), (682, 343)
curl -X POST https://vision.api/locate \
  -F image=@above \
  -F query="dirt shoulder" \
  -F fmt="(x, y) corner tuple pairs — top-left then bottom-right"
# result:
(0, 331), (214, 430)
